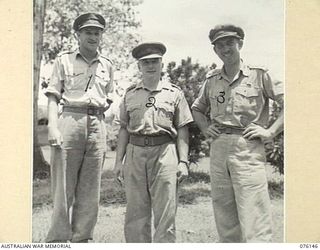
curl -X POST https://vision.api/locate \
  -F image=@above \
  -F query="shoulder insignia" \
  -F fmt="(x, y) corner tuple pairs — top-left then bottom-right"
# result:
(248, 65), (269, 72)
(100, 54), (113, 64)
(57, 50), (74, 57)
(170, 83), (181, 90)
(125, 83), (137, 93)
(206, 69), (220, 79)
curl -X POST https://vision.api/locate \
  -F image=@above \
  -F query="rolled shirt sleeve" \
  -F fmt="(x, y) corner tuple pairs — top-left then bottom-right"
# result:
(174, 90), (194, 128)
(191, 80), (209, 114)
(105, 64), (114, 103)
(44, 57), (64, 101)
(117, 96), (128, 128)
(262, 71), (284, 107)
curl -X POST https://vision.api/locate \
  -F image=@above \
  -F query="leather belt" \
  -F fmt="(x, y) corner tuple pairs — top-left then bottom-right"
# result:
(217, 126), (245, 135)
(63, 105), (105, 116)
(129, 134), (173, 147)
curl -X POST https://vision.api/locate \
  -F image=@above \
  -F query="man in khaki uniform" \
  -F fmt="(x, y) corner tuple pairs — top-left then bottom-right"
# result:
(44, 13), (114, 243)
(192, 24), (284, 242)
(114, 42), (193, 243)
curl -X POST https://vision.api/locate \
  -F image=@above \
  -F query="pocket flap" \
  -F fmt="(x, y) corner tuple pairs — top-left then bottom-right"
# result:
(157, 101), (174, 113)
(65, 66), (84, 77)
(235, 87), (259, 97)
(95, 70), (110, 81)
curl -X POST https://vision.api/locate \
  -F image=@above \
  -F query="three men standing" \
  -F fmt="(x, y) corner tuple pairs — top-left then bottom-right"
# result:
(44, 11), (283, 243)
(192, 24), (284, 242)
(45, 13), (114, 243)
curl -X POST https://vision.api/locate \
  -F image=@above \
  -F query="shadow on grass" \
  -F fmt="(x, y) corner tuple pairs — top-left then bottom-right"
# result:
(32, 170), (283, 209)
(178, 186), (211, 204)
(184, 171), (211, 184)
(32, 179), (52, 209)
(100, 177), (126, 206)
(268, 180), (284, 199)
(100, 170), (213, 206)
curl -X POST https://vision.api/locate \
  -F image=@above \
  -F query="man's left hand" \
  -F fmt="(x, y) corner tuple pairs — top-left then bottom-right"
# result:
(243, 123), (273, 141)
(177, 162), (189, 183)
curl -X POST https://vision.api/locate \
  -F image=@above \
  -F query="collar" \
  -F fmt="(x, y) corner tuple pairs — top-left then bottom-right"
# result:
(75, 48), (101, 64)
(134, 80), (170, 92)
(218, 59), (250, 82)
(239, 61), (250, 76)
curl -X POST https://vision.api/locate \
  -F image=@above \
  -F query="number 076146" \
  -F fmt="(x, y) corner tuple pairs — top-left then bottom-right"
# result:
(299, 244), (319, 248)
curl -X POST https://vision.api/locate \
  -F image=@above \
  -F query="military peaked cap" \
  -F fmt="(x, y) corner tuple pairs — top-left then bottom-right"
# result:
(209, 24), (245, 44)
(132, 42), (166, 60)
(73, 13), (106, 31)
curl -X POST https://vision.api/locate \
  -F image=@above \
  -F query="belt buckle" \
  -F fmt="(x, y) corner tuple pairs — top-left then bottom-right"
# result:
(224, 127), (232, 134)
(88, 107), (94, 115)
(144, 137), (150, 146)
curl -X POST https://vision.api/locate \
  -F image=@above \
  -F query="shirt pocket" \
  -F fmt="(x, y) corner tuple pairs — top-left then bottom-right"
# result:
(233, 86), (260, 114)
(127, 103), (143, 129)
(95, 69), (110, 89)
(209, 94), (226, 119)
(64, 68), (85, 90)
(155, 101), (174, 129)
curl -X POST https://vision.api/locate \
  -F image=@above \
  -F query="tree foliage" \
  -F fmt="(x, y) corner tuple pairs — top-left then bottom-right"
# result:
(42, 0), (142, 71)
(166, 57), (215, 164)
(265, 101), (284, 175)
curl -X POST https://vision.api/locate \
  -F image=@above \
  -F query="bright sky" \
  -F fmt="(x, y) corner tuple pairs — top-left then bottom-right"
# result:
(136, 0), (285, 80)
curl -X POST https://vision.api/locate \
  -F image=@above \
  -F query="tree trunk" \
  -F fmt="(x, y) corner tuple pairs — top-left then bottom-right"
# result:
(33, 0), (49, 177)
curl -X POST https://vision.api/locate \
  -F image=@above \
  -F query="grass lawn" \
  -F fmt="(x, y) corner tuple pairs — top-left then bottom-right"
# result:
(33, 147), (284, 243)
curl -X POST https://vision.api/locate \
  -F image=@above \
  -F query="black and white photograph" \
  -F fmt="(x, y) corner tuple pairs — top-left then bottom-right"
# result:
(32, 0), (284, 243)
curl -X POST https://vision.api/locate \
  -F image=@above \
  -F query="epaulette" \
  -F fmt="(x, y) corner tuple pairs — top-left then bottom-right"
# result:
(57, 50), (74, 57)
(170, 83), (181, 90)
(206, 69), (220, 79)
(248, 65), (269, 72)
(125, 83), (137, 93)
(100, 54), (113, 64)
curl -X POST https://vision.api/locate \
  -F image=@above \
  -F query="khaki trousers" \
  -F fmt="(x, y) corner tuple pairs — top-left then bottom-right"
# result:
(45, 112), (106, 243)
(123, 142), (178, 243)
(210, 134), (272, 243)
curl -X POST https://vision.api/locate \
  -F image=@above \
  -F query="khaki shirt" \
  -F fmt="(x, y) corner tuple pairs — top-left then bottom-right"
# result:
(191, 62), (284, 128)
(45, 49), (114, 108)
(119, 80), (193, 138)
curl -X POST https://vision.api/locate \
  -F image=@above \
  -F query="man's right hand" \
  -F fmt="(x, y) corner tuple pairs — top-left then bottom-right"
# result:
(48, 126), (63, 148)
(203, 124), (221, 139)
(113, 162), (124, 184)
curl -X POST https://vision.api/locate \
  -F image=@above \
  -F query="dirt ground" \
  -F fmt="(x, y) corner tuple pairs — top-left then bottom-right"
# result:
(32, 196), (283, 243)
(33, 147), (283, 243)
